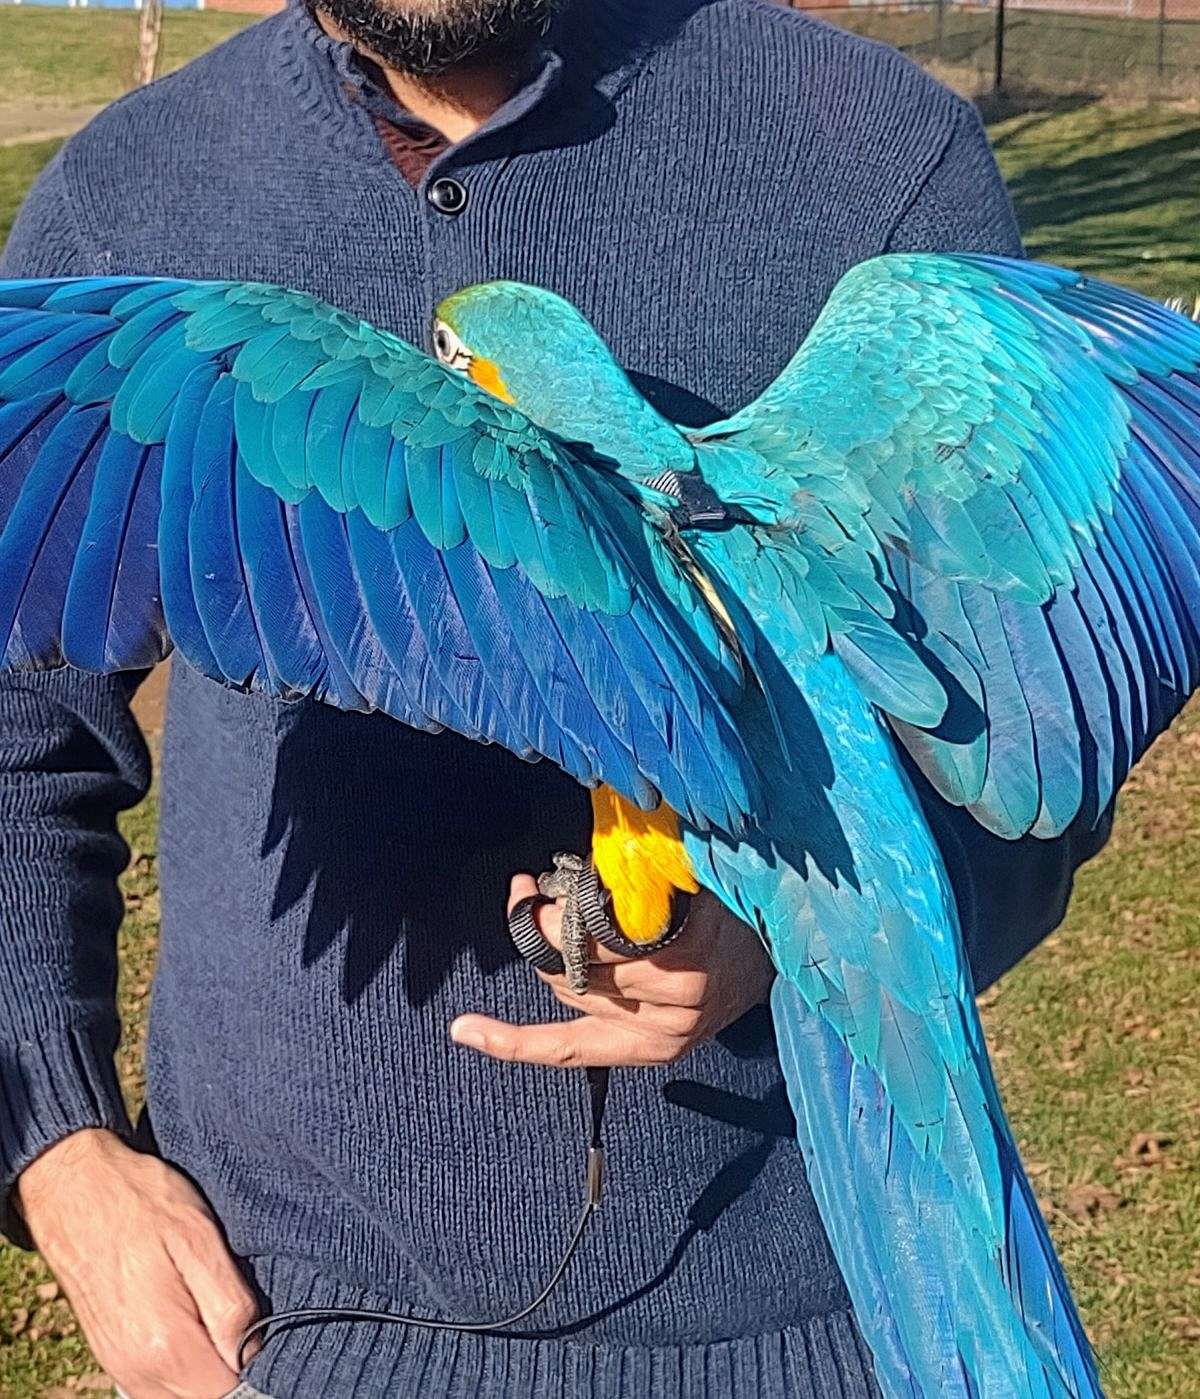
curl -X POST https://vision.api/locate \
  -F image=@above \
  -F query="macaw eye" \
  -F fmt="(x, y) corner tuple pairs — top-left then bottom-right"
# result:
(432, 320), (469, 370)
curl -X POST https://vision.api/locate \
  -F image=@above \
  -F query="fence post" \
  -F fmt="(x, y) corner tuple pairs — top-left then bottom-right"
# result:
(1157, 0), (1167, 81)
(993, 0), (1006, 94)
(135, 0), (165, 87)
(935, 0), (945, 60)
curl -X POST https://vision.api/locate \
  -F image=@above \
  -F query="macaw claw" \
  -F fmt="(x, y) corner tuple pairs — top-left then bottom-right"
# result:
(506, 851), (690, 995)
(538, 851), (592, 994)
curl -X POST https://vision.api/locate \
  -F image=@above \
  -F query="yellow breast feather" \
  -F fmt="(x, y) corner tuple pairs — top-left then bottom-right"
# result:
(590, 785), (699, 946)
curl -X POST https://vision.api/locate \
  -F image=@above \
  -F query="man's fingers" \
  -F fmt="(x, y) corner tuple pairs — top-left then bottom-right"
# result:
(543, 983), (703, 1037)
(63, 1260), (240, 1399)
(450, 1012), (687, 1068)
(497, 882), (773, 1070)
(506, 873), (540, 911)
(536, 960), (707, 1007)
(133, 1299), (240, 1399)
(166, 1219), (261, 1372)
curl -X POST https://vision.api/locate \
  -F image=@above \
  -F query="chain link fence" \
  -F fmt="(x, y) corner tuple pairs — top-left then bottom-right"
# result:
(775, 0), (1200, 99)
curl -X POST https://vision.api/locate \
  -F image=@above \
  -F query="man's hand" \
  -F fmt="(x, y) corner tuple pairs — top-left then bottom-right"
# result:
(450, 879), (775, 1068)
(17, 1128), (260, 1399)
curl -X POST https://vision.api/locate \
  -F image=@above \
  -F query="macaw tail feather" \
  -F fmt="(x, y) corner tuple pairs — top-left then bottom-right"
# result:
(771, 976), (1102, 1399)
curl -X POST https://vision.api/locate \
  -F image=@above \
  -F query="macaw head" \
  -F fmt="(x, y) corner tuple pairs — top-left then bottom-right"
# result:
(433, 281), (694, 478)
(433, 281), (574, 410)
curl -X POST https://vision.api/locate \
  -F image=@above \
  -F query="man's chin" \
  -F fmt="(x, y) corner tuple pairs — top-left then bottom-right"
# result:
(308, 0), (561, 77)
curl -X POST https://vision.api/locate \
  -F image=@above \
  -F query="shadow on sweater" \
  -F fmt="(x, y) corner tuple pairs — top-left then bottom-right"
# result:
(513, 1078), (797, 1339)
(257, 366), (726, 1010)
(263, 713), (592, 1006)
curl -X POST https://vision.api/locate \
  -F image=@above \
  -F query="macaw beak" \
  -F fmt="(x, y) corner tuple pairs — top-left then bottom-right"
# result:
(466, 356), (516, 404)
(432, 318), (516, 404)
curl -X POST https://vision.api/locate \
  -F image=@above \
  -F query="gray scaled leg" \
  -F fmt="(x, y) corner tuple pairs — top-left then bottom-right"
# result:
(539, 851), (590, 994)
(508, 852), (686, 993)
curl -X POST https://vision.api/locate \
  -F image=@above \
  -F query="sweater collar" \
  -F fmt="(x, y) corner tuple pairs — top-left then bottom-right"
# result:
(274, 0), (668, 161)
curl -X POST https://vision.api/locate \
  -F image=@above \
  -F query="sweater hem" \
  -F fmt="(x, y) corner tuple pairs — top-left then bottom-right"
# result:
(245, 1255), (879, 1397)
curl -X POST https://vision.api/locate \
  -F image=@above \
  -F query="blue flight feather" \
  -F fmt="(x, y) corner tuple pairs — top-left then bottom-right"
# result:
(61, 431), (161, 672)
(0, 403), (108, 667)
(186, 375), (267, 687)
(158, 364), (223, 680)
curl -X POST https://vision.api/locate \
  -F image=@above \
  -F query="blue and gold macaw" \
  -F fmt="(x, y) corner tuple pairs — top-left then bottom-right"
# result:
(2, 255), (1199, 1396)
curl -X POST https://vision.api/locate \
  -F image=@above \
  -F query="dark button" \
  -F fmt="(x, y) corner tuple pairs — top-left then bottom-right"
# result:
(428, 178), (468, 216)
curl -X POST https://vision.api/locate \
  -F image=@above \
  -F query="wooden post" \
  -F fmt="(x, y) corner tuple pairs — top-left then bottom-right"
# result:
(993, 0), (1006, 94)
(1157, 0), (1168, 81)
(135, 0), (165, 89)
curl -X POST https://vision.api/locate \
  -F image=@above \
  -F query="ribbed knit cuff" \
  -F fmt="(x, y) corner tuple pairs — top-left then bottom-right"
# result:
(0, 1023), (132, 1246)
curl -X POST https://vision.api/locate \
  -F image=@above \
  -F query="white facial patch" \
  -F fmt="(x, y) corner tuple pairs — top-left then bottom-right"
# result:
(432, 320), (472, 371)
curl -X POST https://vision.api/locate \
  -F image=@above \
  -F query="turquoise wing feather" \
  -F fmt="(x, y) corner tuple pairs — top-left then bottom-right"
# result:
(0, 276), (755, 832)
(678, 253), (1200, 1394)
(683, 606), (1101, 1398)
(692, 253), (1200, 838)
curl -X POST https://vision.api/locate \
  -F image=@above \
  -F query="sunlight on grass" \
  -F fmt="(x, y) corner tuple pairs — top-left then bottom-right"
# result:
(992, 103), (1200, 300)
(0, 9), (255, 109)
(0, 140), (61, 245)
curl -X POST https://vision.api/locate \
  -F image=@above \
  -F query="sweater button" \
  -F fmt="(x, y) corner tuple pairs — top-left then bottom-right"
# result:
(428, 178), (468, 216)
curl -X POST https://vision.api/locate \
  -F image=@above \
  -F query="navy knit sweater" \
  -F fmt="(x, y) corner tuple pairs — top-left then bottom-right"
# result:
(0, 3), (1044, 1393)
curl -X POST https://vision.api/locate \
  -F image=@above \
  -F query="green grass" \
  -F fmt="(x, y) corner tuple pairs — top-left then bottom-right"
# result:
(0, 29), (1199, 1392)
(0, 8), (255, 109)
(980, 709), (1200, 1394)
(0, 8), (257, 248)
(828, 4), (1200, 100)
(992, 103), (1200, 301)
(0, 140), (60, 245)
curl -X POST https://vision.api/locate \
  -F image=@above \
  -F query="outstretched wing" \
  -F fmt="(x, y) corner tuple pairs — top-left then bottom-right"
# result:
(694, 253), (1200, 839)
(0, 277), (754, 831)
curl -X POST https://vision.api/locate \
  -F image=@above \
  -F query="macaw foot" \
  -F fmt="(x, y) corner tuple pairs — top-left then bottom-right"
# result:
(538, 851), (592, 994)
(506, 851), (691, 995)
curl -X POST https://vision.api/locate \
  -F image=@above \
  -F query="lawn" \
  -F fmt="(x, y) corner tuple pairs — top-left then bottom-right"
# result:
(0, 13), (1199, 1396)
(828, 2), (1200, 100)
(0, 8), (255, 246)
(0, 7), (253, 110)
(0, 140), (60, 246)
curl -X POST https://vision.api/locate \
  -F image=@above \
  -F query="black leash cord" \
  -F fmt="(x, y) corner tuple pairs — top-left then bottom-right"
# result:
(236, 1066), (610, 1372)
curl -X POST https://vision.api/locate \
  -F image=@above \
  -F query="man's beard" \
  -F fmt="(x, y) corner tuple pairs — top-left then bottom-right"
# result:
(310, 0), (561, 76)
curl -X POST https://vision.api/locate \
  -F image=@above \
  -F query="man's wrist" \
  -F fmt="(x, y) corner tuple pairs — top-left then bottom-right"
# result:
(16, 1127), (125, 1224)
